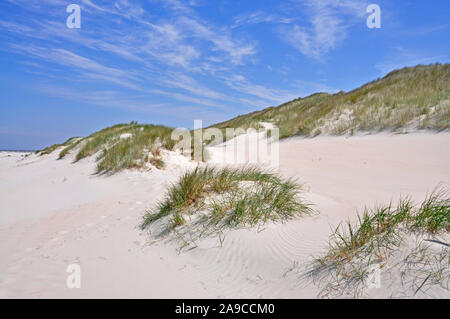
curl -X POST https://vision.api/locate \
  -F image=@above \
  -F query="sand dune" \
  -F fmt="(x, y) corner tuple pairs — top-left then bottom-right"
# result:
(0, 133), (449, 298)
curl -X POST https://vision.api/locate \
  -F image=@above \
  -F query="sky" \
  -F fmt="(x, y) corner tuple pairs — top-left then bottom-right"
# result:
(0, 0), (449, 150)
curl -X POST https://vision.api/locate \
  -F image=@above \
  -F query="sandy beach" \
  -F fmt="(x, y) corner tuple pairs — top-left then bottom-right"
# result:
(0, 132), (449, 298)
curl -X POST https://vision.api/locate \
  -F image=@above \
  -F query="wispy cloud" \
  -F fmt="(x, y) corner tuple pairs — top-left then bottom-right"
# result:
(10, 44), (142, 90)
(1, 0), (263, 111)
(173, 16), (257, 66)
(375, 47), (449, 75)
(37, 85), (163, 112)
(293, 79), (338, 95)
(232, 11), (294, 29)
(36, 84), (227, 124)
(223, 74), (299, 106)
(160, 73), (225, 100)
(150, 89), (225, 108)
(1, 0), (363, 117)
(280, 0), (368, 60)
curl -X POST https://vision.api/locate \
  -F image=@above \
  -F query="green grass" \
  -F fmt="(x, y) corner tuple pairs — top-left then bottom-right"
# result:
(149, 157), (165, 169)
(142, 166), (313, 236)
(210, 64), (450, 138)
(39, 122), (176, 174)
(58, 138), (83, 159)
(74, 123), (137, 162)
(95, 124), (174, 174)
(411, 187), (450, 233)
(37, 137), (80, 156)
(318, 187), (448, 266)
(308, 186), (449, 298)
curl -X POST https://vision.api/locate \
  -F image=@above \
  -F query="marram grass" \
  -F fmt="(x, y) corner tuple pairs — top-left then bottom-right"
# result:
(320, 187), (449, 265)
(308, 186), (449, 298)
(210, 64), (450, 138)
(38, 122), (176, 174)
(142, 166), (313, 233)
(37, 136), (81, 156)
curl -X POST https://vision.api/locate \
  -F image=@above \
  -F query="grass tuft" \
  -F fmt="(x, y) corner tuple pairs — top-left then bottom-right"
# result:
(307, 186), (449, 297)
(37, 137), (80, 156)
(39, 122), (176, 174)
(95, 124), (174, 174)
(142, 166), (313, 236)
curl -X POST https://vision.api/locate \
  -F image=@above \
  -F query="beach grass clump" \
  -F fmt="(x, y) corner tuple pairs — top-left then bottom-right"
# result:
(318, 188), (448, 266)
(37, 137), (80, 156)
(58, 138), (83, 159)
(74, 123), (137, 162)
(38, 122), (177, 174)
(308, 186), (449, 297)
(95, 124), (174, 174)
(142, 166), (312, 234)
(411, 188), (450, 233)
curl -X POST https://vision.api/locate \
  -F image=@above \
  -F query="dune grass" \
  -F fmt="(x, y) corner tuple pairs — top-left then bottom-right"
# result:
(211, 64), (450, 138)
(38, 121), (210, 174)
(73, 124), (130, 162)
(95, 124), (174, 174)
(142, 166), (313, 237)
(308, 187), (449, 297)
(37, 137), (80, 156)
(320, 188), (449, 265)
(58, 138), (83, 159)
(39, 122), (176, 174)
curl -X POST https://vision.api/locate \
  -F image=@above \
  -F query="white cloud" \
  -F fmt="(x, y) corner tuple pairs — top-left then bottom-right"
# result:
(223, 74), (299, 106)
(175, 16), (257, 65)
(2, 0), (298, 115)
(375, 47), (449, 75)
(160, 73), (225, 100)
(281, 0), (368, 60)
(293, 79), (338, 95)
(37, 85), (163, 112)
(150, 89), (225, 108)
(11, 44), (142, 90)
(232, 11), (294, 29)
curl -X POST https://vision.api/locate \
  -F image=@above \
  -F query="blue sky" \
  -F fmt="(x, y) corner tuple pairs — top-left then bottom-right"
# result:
(0, 0), (449, 150)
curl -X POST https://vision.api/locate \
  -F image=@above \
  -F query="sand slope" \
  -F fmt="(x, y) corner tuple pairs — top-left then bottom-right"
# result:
(0, 133), (449, 298)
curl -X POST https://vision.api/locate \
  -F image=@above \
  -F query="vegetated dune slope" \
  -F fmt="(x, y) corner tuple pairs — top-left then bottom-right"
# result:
(37, 64), (449, 172)
(0, 132), (448, 298)
(211, 64), (449, 138)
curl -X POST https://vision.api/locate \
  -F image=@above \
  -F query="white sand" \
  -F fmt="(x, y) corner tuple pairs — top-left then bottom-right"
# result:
(0, 133), (449, 298)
